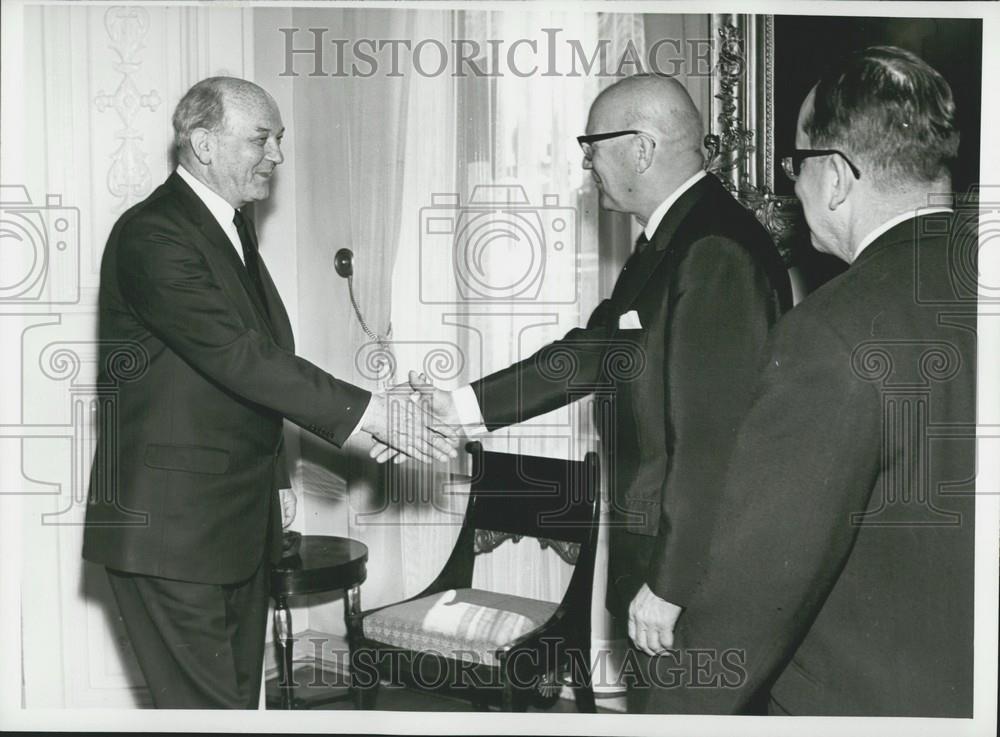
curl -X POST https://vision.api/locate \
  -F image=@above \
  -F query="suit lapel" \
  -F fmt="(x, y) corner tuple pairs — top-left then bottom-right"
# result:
(167, 173), (281, 340)
(611, 173), (715, 313)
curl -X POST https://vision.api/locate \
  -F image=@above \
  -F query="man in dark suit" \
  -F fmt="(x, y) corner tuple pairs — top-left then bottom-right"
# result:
(83, 77), (456, 708)
(407, 74), (791, 694)
(648, 46), (975, 716)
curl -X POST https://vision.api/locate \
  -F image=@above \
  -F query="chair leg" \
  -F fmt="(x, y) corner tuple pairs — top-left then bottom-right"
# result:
(355, 679), (381, 710)
(572, 685), (597, 713)
(501, 681), (516, 712)
(470, 689), (491, 711)
(344, 584), (376, 710)
(273, 595), (296, 710)
(500, 674), (527, 712)
(570, 641), (597, 713)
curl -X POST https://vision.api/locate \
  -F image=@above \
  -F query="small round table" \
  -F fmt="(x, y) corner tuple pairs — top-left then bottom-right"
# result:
(270, 535), (368, 709)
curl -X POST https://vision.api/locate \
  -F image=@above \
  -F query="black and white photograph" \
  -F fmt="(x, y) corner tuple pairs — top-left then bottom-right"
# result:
(1, 1), (997, 735)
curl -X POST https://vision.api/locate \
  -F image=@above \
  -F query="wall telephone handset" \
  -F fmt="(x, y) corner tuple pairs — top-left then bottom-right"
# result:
(334, 248), (387, 344)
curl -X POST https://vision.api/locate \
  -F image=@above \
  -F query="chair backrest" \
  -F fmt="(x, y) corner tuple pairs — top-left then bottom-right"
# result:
(411, 441), (600, 603)
(464, 441), (599, 545)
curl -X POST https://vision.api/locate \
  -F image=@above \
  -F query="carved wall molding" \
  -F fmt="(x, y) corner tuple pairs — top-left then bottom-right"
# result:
(93, 6), (161, 210)
(705, 14), (799, 262)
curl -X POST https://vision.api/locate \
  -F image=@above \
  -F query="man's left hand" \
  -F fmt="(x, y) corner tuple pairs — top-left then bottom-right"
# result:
(628, 583), (683, 656)
(279, 488), (297, 528)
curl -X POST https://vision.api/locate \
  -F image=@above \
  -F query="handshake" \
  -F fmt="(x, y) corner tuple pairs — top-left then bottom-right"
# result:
(359, 370), (463, 464)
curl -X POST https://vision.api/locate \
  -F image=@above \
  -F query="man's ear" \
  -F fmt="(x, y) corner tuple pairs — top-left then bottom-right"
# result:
(634, 134), (656, 174)
(826, 154), (855, 211)
(187, 128), (214, 166)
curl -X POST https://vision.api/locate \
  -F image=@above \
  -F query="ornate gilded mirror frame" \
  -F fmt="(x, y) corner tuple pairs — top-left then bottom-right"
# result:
(705, 14), (799, 263)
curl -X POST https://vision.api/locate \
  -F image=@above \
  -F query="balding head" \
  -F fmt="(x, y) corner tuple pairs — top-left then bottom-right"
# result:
(590, 74), (704, 155)
(172, 77), (274, 156)
(583, 75), (705, 221)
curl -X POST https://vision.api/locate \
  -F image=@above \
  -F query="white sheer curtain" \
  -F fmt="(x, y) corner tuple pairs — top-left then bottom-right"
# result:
(276, 6), (420, 624)
(278, 6), (647, 649)
(388, 11), (646, 603)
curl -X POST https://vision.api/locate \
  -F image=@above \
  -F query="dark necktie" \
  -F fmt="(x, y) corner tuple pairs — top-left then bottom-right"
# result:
(607, 232), (652, 309)
(233, 209), (270, 317)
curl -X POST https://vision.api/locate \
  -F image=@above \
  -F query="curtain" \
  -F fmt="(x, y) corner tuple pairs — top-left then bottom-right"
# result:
(282, 7), (646, 618)
(276, 6), (419, 631)
(266, 9), (668, 689)
(386, 9), (646, 618)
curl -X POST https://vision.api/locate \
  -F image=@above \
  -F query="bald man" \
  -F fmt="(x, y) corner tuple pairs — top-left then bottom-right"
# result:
(411, 74), (791, 709)
(83, 77), (455, 708)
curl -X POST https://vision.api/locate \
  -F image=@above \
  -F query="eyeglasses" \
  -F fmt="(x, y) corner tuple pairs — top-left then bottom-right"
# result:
(781, 149), (861, 181)
(577, 129), (647, 159)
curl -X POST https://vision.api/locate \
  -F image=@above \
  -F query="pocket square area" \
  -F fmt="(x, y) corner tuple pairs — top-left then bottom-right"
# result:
(618, 310), (643, 330)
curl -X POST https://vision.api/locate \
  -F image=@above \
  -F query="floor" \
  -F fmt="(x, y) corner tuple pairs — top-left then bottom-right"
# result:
(264, 663), (626, 713)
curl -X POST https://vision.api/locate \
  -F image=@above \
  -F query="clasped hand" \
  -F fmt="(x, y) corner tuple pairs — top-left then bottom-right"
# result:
(362, 371), (462, 464)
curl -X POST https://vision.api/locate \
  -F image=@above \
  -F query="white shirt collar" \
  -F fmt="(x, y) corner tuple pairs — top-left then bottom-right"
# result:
(854, 206), (954, 261)
(176, 165), (244, 264)
(643, 169), (708, 241)
(176, 164), (236, 224)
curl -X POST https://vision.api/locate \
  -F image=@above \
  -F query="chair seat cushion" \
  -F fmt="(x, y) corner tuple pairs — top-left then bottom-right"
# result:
(362, 588), (558, 667)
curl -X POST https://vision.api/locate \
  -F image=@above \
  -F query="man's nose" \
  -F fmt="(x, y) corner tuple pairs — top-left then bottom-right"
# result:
(581, 155), (592, 171)
(267, 140), (284, 165)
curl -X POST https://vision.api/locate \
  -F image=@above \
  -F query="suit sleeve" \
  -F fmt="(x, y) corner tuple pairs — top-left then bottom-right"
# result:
(471, 298), (615, 429)
(117, 215), (370, 447)
(655, 310), (881, 714)
(645, 236), (779, 607)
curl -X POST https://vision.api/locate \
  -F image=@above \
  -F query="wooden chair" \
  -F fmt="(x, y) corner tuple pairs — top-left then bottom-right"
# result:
(349, 441), (601, 712)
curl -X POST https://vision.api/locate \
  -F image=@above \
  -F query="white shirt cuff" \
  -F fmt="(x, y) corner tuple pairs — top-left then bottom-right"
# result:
(347, 394), (375, 440)
(452, 384), (488, 436)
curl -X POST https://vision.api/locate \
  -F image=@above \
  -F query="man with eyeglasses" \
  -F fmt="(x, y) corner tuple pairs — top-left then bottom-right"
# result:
(648, 46), (975, 717)
(405, 73), (791, 703)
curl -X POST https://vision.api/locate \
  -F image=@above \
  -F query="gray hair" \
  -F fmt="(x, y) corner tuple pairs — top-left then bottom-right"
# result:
(171, 76), (267, 151)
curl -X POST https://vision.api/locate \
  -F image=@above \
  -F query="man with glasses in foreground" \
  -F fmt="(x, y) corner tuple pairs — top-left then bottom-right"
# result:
(649, 46), (975, 716)
(406, 73), (791, 704)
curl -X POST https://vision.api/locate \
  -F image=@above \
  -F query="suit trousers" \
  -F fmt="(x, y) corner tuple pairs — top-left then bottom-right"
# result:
(106, 560), (270, 709)
(629, 648), (772, 714)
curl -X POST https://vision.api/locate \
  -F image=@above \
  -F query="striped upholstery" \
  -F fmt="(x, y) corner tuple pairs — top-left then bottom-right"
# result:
(362, 588), (558, 667)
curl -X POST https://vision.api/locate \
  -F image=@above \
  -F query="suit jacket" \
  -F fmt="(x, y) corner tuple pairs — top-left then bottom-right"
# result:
(83, 172), (370, 584)
(473, 174), (791, 612)
(650, 213), (976, 716)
